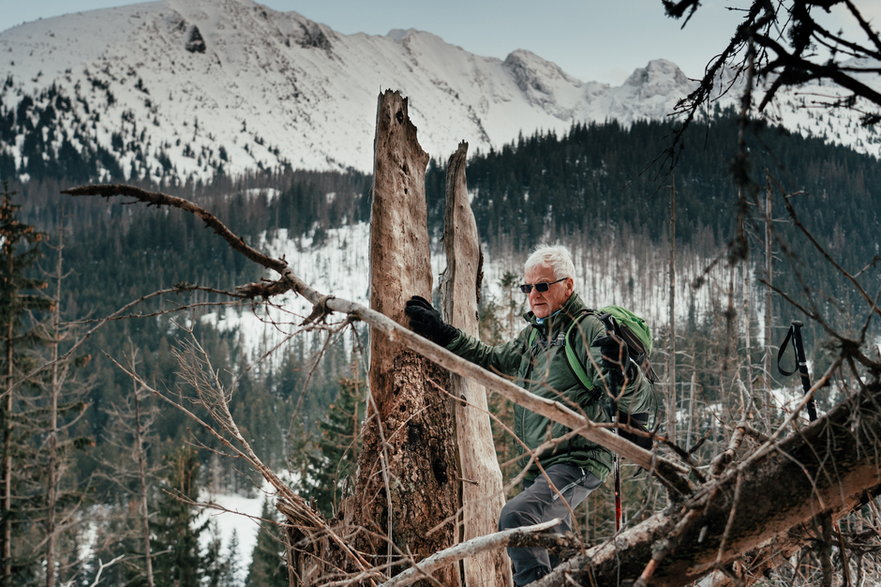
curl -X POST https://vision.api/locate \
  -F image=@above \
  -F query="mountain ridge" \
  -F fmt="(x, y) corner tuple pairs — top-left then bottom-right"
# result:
(1, 0), (878, 184)
(0, 0), (697, 182)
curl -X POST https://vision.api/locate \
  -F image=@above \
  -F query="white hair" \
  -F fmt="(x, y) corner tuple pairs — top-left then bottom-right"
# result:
(524, 244), (575, 279)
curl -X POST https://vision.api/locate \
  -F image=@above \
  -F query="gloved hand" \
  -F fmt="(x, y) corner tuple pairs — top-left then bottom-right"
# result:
(404, 295), (458, 346)
(592, 333), (635, 388)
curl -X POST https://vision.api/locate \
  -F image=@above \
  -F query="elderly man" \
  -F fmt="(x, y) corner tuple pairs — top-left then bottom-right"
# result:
(405, 244), (651, 586)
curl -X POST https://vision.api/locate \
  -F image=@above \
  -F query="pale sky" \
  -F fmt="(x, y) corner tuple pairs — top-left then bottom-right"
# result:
(0, 1), (877, 85)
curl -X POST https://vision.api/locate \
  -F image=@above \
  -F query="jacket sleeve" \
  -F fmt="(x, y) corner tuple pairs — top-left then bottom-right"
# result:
(444, 328), (528, 377)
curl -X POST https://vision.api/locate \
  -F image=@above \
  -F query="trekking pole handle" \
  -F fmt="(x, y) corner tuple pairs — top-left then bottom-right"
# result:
(778, 321), (818, 421)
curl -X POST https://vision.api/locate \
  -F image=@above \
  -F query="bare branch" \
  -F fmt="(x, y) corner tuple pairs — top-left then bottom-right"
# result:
(104, 340), (375, 576)
(377, 519), (562, 587)
(87, 554), (126, 587)
(62, 184), (288, 274)
(780, 192), (881, 322)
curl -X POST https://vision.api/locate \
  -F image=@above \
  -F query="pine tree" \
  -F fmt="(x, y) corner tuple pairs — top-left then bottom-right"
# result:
(151, 445), (207, 587)
(203, 520), (232, 587)
(298, 372), (364, 517)
(225, 529), (241, 586)
(245, 498), (286, 587)
(0, 182), (52, 585)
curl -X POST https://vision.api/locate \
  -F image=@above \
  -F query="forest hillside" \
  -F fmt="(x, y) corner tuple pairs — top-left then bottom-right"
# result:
(2, 110), (880, 584)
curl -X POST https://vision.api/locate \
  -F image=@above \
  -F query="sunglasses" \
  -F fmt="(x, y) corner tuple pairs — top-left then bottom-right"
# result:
(519, 277), (567, 294)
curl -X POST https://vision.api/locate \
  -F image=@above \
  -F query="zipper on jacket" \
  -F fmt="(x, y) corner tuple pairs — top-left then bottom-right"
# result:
(520, 323), (545, 440)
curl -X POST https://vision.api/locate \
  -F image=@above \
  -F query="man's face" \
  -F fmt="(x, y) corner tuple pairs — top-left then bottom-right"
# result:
(523, 263), (574, 319)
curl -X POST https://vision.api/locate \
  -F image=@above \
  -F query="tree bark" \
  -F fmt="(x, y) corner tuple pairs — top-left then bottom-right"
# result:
(439, 142), (512, 587)
(349, 89), (462, 584)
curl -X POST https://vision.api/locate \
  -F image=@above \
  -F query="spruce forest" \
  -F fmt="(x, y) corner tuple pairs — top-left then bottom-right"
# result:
(2, 97), (881, 585)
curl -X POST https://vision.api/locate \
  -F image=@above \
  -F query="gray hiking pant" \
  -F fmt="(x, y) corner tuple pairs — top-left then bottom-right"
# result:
(499, 462), (601, 586)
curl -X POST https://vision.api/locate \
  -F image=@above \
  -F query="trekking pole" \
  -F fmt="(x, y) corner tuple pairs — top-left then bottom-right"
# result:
(614, 443), (623, 532)
(603, 315), (624, 533)
(777, 320), (818, 421)
(606, 370), (623, 533)
(777, 321), (851, 582)
(777, 322), (853, 581)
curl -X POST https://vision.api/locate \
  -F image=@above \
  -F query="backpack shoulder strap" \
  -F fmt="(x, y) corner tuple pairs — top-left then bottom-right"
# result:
(563, 309), (596, 392)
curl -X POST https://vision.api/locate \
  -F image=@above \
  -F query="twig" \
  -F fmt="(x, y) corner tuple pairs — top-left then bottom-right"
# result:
(735, 359), (839, 473)
(710, 421), (747, 477)
(2, 284), (227, 401)
(715, 472), (745, 568)
(104, 338), (374, 576)
(87, 554), (126, 587)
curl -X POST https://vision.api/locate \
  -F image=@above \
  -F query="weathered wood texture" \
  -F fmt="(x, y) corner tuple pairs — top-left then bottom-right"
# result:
(352, 90), (462, 585)
(440, 142), (512, 587)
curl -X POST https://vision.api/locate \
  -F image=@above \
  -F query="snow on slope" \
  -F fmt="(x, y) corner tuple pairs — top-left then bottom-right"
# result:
(2, 0), (879, 183)
(0, 0), (696, 181)
(200, 213), (732, 370)
(199, 492), (264, 584)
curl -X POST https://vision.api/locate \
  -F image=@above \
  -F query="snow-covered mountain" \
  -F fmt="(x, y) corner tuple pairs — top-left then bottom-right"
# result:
(2, 0), (878, 183)
(0, 0), (706, 181)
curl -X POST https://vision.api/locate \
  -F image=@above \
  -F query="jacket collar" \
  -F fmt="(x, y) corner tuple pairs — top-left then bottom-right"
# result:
(524, 293), (588, 333)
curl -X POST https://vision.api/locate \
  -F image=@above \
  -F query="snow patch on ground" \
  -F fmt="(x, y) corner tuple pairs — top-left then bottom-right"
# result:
(199, 491), (266, 583)
(197, 472), (299, 583)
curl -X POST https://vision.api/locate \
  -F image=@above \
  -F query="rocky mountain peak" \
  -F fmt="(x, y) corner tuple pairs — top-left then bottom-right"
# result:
(0, 1), (876, 184)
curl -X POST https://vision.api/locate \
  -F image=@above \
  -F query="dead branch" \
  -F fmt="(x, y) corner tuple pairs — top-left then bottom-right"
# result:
(87, 554), (126, 587)
(378, 518), (562, 587)
(62, 184), (289, 274)
(666, 0), (881, 165)
(104, 336), (374, 577)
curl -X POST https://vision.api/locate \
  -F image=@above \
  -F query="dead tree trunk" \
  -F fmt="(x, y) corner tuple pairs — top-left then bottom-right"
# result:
(347, 89), (462, 584)
(667, 175), (678, 445)
(439, 142), (512, 587)
(762, 175), (773, 401)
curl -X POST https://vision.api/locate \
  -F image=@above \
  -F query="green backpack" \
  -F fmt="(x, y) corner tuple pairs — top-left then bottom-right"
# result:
(571, 305), (656, 387)
(529, 305), (659, 449)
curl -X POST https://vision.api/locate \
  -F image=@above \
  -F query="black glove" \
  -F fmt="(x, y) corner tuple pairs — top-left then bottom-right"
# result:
(404, 295), (458, 346)
(592, 333), (635, 388)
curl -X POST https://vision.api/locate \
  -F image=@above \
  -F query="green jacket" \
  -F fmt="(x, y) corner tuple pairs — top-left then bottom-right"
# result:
(447, 292), (628, 482)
